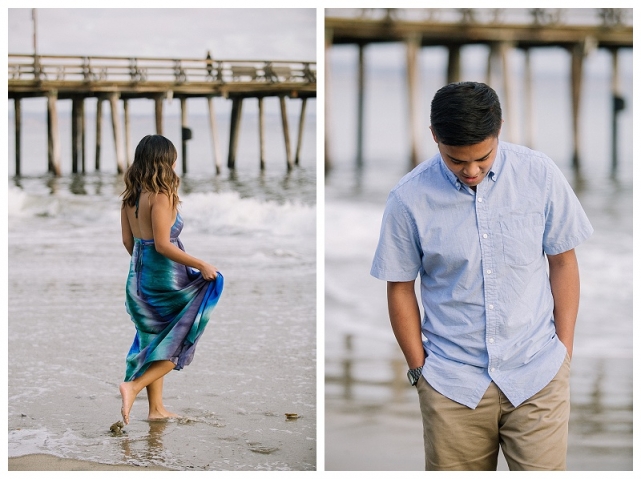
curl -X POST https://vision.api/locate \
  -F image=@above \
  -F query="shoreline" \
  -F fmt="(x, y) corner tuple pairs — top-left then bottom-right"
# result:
(8, 454), (172, 471)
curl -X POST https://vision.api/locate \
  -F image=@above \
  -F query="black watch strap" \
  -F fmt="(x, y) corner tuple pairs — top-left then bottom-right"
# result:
(407, 366), (423, 386)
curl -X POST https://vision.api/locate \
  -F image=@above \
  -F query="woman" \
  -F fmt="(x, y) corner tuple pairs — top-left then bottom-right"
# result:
(119, 134), (223, 425)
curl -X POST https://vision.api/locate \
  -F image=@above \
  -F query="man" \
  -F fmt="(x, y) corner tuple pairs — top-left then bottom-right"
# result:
(370, 82), (593, 471)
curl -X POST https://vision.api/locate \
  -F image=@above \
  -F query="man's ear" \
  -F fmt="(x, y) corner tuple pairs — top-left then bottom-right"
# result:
(429, 126), (438, 144)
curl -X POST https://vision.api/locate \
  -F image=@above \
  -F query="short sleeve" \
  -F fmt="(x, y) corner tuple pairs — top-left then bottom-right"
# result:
(370, 191), (422, 282)
(542, 162), (594, 255)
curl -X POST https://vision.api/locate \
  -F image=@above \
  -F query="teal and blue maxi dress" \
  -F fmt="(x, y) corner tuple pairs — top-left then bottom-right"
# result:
(124, 211), (223, 381)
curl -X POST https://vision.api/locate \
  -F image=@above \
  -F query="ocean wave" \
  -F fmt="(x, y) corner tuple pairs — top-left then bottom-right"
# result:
(181, 191), (315, 238)
(325, 200), (382, 259)
(8, 185), (315, 239)
(8, 185), (63, 218)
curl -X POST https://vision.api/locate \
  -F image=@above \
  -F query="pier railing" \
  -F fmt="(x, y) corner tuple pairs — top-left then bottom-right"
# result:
(327, 7), (632, 29)
(9, 54), (316, 85)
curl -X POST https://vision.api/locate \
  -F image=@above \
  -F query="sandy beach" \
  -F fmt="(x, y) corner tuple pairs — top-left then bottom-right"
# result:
(9, 454), (171, 471)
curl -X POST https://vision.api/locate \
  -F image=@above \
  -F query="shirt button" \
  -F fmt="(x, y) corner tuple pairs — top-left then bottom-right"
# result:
(482, 233), (488, 239)
(477, 197), (483, 203)
(489, 338), (495, 343)
(490, 367), (495, 372)
(489, 304), (494, 310)
(486, 269), (492, 275)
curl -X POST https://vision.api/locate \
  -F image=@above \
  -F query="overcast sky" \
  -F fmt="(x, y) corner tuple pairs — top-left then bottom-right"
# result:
(8, 8), (316, 61)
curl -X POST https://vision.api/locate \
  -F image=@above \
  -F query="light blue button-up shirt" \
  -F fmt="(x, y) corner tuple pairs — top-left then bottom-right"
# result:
(371, 141), (593, 408)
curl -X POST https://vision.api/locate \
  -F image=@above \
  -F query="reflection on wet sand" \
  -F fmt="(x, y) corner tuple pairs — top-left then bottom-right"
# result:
(119, 420), (173, 468)
(326, 334), (407, 403)
(568, 356), (632, 469)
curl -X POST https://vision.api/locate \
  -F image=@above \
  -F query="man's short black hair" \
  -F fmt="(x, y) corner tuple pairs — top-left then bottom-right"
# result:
(430, 82), (502, 146)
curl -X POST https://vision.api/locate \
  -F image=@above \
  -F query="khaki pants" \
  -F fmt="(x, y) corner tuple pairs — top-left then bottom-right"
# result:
(416, 354), (571, 471)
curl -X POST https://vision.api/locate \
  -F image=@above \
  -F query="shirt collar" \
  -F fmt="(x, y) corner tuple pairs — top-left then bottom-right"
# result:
(438, 140), (504, 190)
(438, 154), (462, 189)
(488, 140), (504, 182)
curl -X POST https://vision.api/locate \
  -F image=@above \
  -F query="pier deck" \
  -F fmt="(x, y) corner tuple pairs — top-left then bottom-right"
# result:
(9, 54), (316, 175)
(326, 15), (632, 49)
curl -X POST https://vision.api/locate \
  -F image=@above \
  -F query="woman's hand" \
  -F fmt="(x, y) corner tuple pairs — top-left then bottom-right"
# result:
(198, 262), (219, 281)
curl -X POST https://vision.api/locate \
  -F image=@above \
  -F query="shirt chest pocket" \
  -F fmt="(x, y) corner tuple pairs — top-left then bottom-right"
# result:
(498, 212), (545, 266)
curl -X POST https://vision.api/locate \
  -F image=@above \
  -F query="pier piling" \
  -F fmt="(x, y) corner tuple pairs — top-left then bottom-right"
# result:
(109, 92), (125, 174)
(501, 42), (517, 144)
(610, 47), (624, 176)
(46, 91), (61, 176)
(71, 98), (78, 173)
(406, 34), (421, 168)
(325, 28), (334, 172)
(95, 97), (103, 171)
(279, 96), (293, 171)
(206, 96), (222, 175)
(486, 42), (499, 88)
(228, 97), (243, 169)
(81, 100), (86, 173)
(123, 99), (132, 167)
(14, 98), (21, 176)
(523, 48), (534, 148)
(295, 97), (308, 166)
(258, 97), (266, 170)
(447, 44), (461, 84)
(570, 42), (585, 172)
(357, 44), (366, 167)
(71, 97), (85, 174)
(155, 95), (164, 136)
(181, 97), (188, 174)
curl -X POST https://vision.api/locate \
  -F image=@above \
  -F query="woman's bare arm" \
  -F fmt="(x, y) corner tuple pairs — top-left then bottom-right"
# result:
(150, 193), (219, 280)
(121, 206), (134, 256)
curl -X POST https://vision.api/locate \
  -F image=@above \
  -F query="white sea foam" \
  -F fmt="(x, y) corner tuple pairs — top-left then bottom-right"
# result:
(7, 184), (57, 217)
(182, 191), (316, 238)
(325, 200), (382, 260)
(8, 427), (61, 457)
(8, 186), (316, 240)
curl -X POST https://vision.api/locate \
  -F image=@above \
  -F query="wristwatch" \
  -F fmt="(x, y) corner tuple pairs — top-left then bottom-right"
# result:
(407, 366), (423, 386)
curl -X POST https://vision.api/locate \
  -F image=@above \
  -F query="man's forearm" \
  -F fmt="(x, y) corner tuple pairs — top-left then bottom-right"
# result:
(387, 280), (425, 369)
(547, 249), (580, 358)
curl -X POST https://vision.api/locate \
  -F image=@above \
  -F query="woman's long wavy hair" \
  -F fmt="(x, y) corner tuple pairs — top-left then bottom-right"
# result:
(121, 135), (180, 211)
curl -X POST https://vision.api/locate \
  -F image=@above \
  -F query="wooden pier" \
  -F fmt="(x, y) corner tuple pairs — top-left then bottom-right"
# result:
(325, 8), (632, 174)
(9, 54), (316, 176)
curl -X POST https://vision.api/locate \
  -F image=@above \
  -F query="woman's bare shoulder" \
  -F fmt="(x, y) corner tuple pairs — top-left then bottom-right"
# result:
(145, 191), (173, 208)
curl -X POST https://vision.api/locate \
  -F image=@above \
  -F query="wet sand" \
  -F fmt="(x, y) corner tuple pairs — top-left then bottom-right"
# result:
(8, 190), (316, 471)
(9, 454), (171, 471)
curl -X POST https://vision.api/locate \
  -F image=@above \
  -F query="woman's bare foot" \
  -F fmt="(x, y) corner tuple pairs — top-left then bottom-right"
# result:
(148, 406), (180, 421)
(119, 382), (136, 425)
